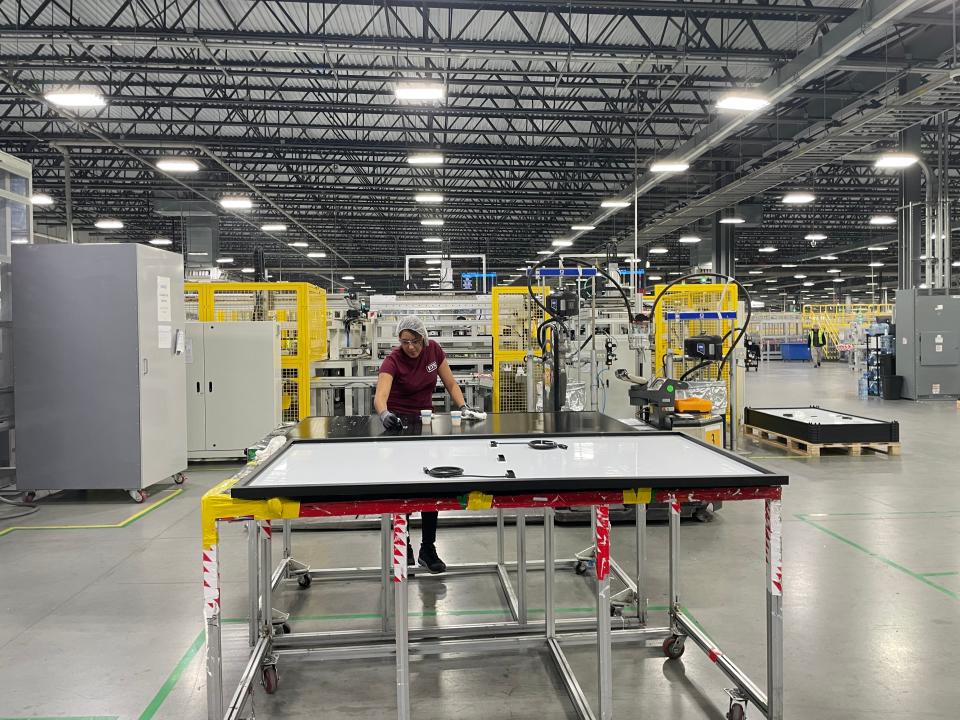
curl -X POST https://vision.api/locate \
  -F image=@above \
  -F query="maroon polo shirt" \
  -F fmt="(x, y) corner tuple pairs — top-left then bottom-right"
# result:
(379, 341), (447, 415)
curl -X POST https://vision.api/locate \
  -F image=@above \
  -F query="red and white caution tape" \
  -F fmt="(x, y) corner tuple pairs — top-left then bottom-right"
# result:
(392, 513), (408, 583)
(595, 505), (610, 581)
(766, 499), (783, 596)
(202, 545), (221, 619)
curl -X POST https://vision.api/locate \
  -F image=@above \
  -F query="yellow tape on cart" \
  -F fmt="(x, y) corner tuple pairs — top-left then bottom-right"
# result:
(465, 491), (494, 510)
(201, 476), (300, 547)
(622, 488), (653, 505)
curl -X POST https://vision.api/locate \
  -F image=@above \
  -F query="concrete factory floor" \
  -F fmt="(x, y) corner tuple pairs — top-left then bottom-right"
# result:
(1, 363), (957, 720)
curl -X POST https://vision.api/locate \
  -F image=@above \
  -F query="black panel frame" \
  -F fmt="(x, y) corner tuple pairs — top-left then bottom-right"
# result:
(743, 406), (900, 445)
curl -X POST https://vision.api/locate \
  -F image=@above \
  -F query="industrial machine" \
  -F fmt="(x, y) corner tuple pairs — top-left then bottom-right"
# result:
(12, 243), (188, 502)
(895, 289), (960, 399)
(186, 322), (282, 459)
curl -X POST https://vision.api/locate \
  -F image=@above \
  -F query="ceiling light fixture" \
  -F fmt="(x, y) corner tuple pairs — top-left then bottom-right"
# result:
(716, 92), (770, 112)
(219, 196), (252, 210)
(216, 257), (234, 264)
(794, 274), (807, 279)
(833, 278), (845, 283)
(94, 218), (123, 230)
(805, 233), (828, 241)
(874, 152), (919, 169)
(719, 216), (745, 224)
(31, 193), (54, 206)
(869, 215), (896, 226)
(552, 239), (573, 247)
(571, 224), (596, 231)
(422, 237), (443, 243)
(782, 192), (815, 204)
(827, 268), (842, 274)
(647, 275), (663, 281)
(148, 238), (172, 246)
(156, 158), (200, 173)
(758, 246), (778, 253)
(600, 199), (630, 209)
(781, 263), (797, 268)
(819, 255), (838, 260)
(261, 223), (287, 232)
(748, 270), (763, 275)
(394, 81), (445, 102)
(650, 160), (689, 173)
(649, 247), (668, 254)
(537, 250), (554, 255)
(678, 235), (702, 244)
(187, 251), (208, 256)
(867, 246), (887, 251)
(407, 152), (444, 165)
(414, 193), (444, 204)
(44, 87), (106, 108)
(420, 218), (444, 226)
(307, 252), (326, 258)
(241, 267), (255, 274)
(425, 259), (443, 265)
(289, 241), (309, 248)
(342, 275), (355, 280)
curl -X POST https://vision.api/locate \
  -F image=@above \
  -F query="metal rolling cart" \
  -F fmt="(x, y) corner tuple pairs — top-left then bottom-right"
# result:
(201, 412), (787, 720)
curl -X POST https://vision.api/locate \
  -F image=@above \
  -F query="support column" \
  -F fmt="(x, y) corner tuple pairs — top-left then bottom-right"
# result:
(899, 77), (923, 290)
(713, 214), (735, 278)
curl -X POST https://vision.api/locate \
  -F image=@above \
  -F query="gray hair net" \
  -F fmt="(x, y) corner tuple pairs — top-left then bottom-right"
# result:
(397, 315), (429, 345)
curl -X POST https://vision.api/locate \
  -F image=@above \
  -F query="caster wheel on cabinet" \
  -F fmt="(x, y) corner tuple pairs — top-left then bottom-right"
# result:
(174, 473), (187, 485)
(297, 573), (312, 589)
(24, 492), (37, 503)
(128, 489), (146, 504)
(574, 561), (587, 576)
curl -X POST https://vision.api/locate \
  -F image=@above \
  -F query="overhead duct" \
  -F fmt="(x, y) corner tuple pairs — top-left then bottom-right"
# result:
(153, 197), (219, 265)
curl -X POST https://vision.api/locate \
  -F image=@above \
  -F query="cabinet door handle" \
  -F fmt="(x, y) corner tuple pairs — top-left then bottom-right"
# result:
(209, 381), (213, 393)
(196, 382), (201, 393)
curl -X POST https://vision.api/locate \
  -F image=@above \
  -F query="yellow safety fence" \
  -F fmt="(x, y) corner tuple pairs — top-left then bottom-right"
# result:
(801, 303), (893, 359)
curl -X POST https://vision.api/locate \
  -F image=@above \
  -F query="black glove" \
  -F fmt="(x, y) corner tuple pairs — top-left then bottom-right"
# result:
(459, 403), (473, 414)
(379, 410), (403, 430)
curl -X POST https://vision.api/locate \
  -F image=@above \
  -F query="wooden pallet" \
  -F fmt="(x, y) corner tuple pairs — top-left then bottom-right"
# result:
(743, 424), (901, 457)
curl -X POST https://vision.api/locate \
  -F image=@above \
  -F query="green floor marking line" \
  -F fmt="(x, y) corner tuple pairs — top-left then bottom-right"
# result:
(0, 488), (184, 539)
(796, 514), (958, 601)
(138, 631), (206, 720)
(920, 571), (960, 577)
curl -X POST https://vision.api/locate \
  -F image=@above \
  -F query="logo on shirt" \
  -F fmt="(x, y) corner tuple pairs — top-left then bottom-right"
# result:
(426, 361), (438, 373)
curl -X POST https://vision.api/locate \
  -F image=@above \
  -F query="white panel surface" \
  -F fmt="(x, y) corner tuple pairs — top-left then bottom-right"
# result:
(758, 408), (883, 425)
(246, 434), (761, 491)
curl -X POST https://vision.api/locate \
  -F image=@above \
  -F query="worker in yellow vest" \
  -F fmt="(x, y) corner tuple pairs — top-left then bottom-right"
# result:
(807, 325), (827, 367)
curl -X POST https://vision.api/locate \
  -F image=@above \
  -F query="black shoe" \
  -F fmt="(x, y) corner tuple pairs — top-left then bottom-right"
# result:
(418, 544), (447, 574)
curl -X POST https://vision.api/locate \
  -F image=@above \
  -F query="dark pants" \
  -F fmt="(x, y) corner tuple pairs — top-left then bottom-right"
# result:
(407, 511), (438, 547)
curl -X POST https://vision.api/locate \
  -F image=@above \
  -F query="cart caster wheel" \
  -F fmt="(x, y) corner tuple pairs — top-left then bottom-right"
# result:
(128, 489), (146, 503)
(23, 491), (37, 503)
(693, 508), (712, 523)
(281, 622), (291, 634)
(727, 703), (746, 720)
(574, 561), (587, 576)
(174, 473), (186, 485)
(261, 665), (279, 694)
(610, 605), (622, 618)
(662, 635), (685, 659)
(297, 573), (312, 589)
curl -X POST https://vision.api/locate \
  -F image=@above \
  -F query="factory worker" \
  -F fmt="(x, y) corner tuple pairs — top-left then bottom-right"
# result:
(374, 315), (478, 573)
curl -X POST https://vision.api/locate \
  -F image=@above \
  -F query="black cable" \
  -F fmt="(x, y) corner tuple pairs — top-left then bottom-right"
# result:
(647, 272), (752, 381)
(525, 257), (637, 324)
(679, 361), (713, 381)
(422, 466), (512, 479)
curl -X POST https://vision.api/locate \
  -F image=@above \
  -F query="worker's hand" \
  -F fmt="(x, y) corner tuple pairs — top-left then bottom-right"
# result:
(379, 410), (403, 430)
(459, 404), (487, 421)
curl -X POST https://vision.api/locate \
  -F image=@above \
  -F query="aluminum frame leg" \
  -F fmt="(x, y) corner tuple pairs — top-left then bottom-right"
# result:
(594, 505), (613, 720)
(766, 499), (784, 720)
(381, 514), (392, 633)
(203, 534), (223, 720)
(516, 509), (527, 625)
(668, 495), (681, 633)
(496, 508), (505, 564)
(544, 507), (555, 639)
(636, 503), (647, 623)
(247, 520), (259, 646)
(391, 513), (411, 720)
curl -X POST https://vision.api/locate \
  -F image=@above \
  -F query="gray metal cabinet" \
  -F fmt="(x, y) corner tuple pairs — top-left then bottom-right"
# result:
(12, 243), (187, 496)
(895, 290), (960, 399)
(185, 322), (281, 459)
